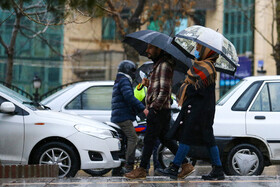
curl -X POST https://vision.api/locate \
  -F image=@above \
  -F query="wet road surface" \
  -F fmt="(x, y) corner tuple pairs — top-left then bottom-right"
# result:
(1, 164), (280, 186)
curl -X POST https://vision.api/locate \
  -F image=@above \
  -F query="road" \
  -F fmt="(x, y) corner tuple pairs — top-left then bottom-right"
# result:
(1, 164), (279, 186)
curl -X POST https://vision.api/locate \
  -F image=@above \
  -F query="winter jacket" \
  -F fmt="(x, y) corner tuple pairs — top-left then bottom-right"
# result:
(166, 83), (216, 146)
(111, 73), (145, 123)
(146, 55), (174, 111)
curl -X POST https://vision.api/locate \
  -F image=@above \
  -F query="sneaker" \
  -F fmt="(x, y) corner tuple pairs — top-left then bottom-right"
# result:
(202, 165), (225, 180)
(154, 162), (179, 180)
(178, 163), (195, 179)
(124, 167), (147, 179)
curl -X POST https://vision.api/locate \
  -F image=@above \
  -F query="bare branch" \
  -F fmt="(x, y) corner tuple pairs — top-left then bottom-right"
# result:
(26, 10), (47, 16)
(233, 0), (274, 48)
(23, 4), (45, 11)
(0, 36), (9, 51)
(20, 25), (64, 58)
(0, 11), (15, 26)
(20, 24), (49, 38)
(105, 0), (125, 37)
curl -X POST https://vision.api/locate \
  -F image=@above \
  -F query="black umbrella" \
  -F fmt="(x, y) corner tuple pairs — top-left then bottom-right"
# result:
(134, 61), (187, 94)
(123, 30), (193, 69)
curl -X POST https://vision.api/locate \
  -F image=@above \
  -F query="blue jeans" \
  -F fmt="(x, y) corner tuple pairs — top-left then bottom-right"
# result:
(173, 143), (222, 167)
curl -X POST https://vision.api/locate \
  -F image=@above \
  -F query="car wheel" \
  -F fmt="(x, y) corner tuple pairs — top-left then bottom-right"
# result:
(157, 144), (196, 169)
(83, 169), (112, 176)
(225, 144), (264, 176)
(32, 142), (79, 177)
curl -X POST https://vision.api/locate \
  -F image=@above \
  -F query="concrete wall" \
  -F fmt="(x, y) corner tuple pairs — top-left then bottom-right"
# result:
(254, 0), (277, 75)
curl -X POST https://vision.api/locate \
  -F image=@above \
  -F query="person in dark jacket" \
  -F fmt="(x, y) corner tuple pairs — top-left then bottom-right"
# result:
(111, 60), (146, 173)
(124, 44), (193, 179)
(156, 43), (225, 180)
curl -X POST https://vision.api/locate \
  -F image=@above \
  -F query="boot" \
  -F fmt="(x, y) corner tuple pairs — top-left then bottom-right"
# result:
(202, 165), (225, 180)
(178, 163), (195, 179)
(124, 167), (147, 179)
(154, 162), (179, 180)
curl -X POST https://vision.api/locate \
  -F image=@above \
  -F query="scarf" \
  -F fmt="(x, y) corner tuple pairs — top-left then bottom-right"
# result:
(177, 46), (218, 107)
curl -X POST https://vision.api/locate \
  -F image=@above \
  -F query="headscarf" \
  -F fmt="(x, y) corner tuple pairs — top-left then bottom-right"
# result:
(177, 44), (219, 106)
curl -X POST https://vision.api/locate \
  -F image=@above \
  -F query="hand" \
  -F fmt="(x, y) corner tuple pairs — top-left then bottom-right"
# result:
(142, 78), (149, 87)
(143, 109), (149, 117)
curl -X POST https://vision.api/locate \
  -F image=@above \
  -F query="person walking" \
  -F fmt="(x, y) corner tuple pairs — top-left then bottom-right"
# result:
(156, 43), (225, 180)
(124, 44), (194, 179)
(111, 60), (146, 174)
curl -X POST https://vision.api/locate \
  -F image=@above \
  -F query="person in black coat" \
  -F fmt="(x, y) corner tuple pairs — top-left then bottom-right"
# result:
(111, 60), (147, 173)
(157, 43), (225, 180)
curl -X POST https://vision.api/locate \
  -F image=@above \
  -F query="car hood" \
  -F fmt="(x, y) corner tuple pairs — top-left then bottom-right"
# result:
(33, 110), (114, 131)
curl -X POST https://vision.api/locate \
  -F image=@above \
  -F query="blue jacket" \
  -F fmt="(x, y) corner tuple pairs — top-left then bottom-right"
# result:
(111, 73), (145, 123)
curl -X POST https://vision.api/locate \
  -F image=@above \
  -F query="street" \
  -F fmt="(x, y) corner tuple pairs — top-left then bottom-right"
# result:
(1, 164), (280, 186)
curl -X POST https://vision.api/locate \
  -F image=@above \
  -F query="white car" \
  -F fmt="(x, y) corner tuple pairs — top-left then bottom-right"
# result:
(0, 84), (121, 177)
(213, 75), (280, 176)
(41, 81), (180, 123)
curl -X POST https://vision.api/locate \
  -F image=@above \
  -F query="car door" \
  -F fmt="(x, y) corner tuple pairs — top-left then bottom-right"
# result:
(63, 86), (113, 122)
(0, 96), (25, 164)
(246, 81), (280, 159)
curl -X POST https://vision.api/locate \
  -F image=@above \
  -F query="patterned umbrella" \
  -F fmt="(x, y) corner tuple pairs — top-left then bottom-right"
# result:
(173, 25), (239, 75)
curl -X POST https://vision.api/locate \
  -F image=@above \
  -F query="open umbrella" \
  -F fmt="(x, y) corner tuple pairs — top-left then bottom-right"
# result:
(123, 30), (193, 69)
(134, 61), (186, 94)
(172, 25), (239, 75)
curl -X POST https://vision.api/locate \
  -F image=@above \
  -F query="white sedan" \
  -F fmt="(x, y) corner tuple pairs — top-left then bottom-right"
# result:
(41, 81), (180, 123)
(213, 75), (280, 176)
(0, 84), (121, 177)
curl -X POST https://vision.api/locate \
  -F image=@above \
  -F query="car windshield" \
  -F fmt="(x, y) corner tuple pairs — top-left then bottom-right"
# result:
(216, 80), (245, 105)
(0, 84), (37, 110)
(41, 84), (75, 105)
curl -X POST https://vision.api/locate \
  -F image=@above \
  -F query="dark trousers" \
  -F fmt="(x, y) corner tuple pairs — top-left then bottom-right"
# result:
(140, 108), (179, 169)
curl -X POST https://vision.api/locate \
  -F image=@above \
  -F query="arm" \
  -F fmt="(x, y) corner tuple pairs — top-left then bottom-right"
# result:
(119, 79), (145, 114)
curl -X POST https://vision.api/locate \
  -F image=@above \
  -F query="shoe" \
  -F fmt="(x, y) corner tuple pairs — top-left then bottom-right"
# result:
(123, 164), (134, 174)
(154, 162), (179, 180)
(112, 166), (123, 176)
(202, 165), (225, 180)
(124, 167), (147, 179)
(178, 163), (195, 179)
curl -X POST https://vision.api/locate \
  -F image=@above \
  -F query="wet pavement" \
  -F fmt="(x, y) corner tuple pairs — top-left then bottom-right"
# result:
(1, 164), (280, 186)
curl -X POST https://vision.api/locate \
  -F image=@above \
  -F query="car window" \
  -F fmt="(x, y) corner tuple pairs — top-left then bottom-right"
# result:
(269, 83), (280, 111)
(65, 86), (113, 110)
(250, 84), (270, 111)
(232, 81), (262, 111)
(217, 80), (244, 105)
(250, 82), (280, 112)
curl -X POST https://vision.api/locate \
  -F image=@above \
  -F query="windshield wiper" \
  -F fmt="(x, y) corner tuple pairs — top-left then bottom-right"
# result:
(22, 101), (51, 110)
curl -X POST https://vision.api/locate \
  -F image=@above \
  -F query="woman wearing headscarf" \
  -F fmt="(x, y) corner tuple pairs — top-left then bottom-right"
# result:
(156, 43), (225, 180)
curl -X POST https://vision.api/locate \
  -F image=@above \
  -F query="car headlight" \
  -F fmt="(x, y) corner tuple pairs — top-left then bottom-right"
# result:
(74, 125), (113, 139)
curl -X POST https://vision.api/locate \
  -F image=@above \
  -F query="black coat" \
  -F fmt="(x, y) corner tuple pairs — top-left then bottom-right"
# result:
(167, 83), (216, 146)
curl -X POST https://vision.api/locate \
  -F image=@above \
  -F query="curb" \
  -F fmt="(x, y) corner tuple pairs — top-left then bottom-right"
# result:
(0, 164), (59, 178)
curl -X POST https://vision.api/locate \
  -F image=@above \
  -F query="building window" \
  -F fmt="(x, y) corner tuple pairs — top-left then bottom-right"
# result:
(102, 17), (118, 41)
(223, 0), (255, 55)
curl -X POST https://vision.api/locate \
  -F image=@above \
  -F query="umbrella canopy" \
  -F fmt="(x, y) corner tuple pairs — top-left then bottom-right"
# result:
(123, 30), (193, 69)
(134, 61), (186, 94)
(173, 25), (239, 75)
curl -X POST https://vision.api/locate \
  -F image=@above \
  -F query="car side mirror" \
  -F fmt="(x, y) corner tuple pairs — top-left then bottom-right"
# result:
(0, 102), (16, 113)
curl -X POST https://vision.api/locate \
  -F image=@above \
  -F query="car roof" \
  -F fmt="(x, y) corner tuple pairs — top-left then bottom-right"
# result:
(244, 75), (280, 81)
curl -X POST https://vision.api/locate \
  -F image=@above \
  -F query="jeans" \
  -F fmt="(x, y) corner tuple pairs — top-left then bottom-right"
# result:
(140, 109), (179, 169)
(117, 120), (138, 165)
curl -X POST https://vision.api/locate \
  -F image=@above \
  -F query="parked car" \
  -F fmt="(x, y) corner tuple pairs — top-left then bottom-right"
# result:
(41, 81), (180, 122)
(158, 75), (280, 176)
(0, 84), (121, 177)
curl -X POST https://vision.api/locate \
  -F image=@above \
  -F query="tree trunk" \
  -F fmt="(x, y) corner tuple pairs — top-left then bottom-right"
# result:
(276, 0), (280, 74)
(123, 43), (140, 63)
(5, 52), (14, 85)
